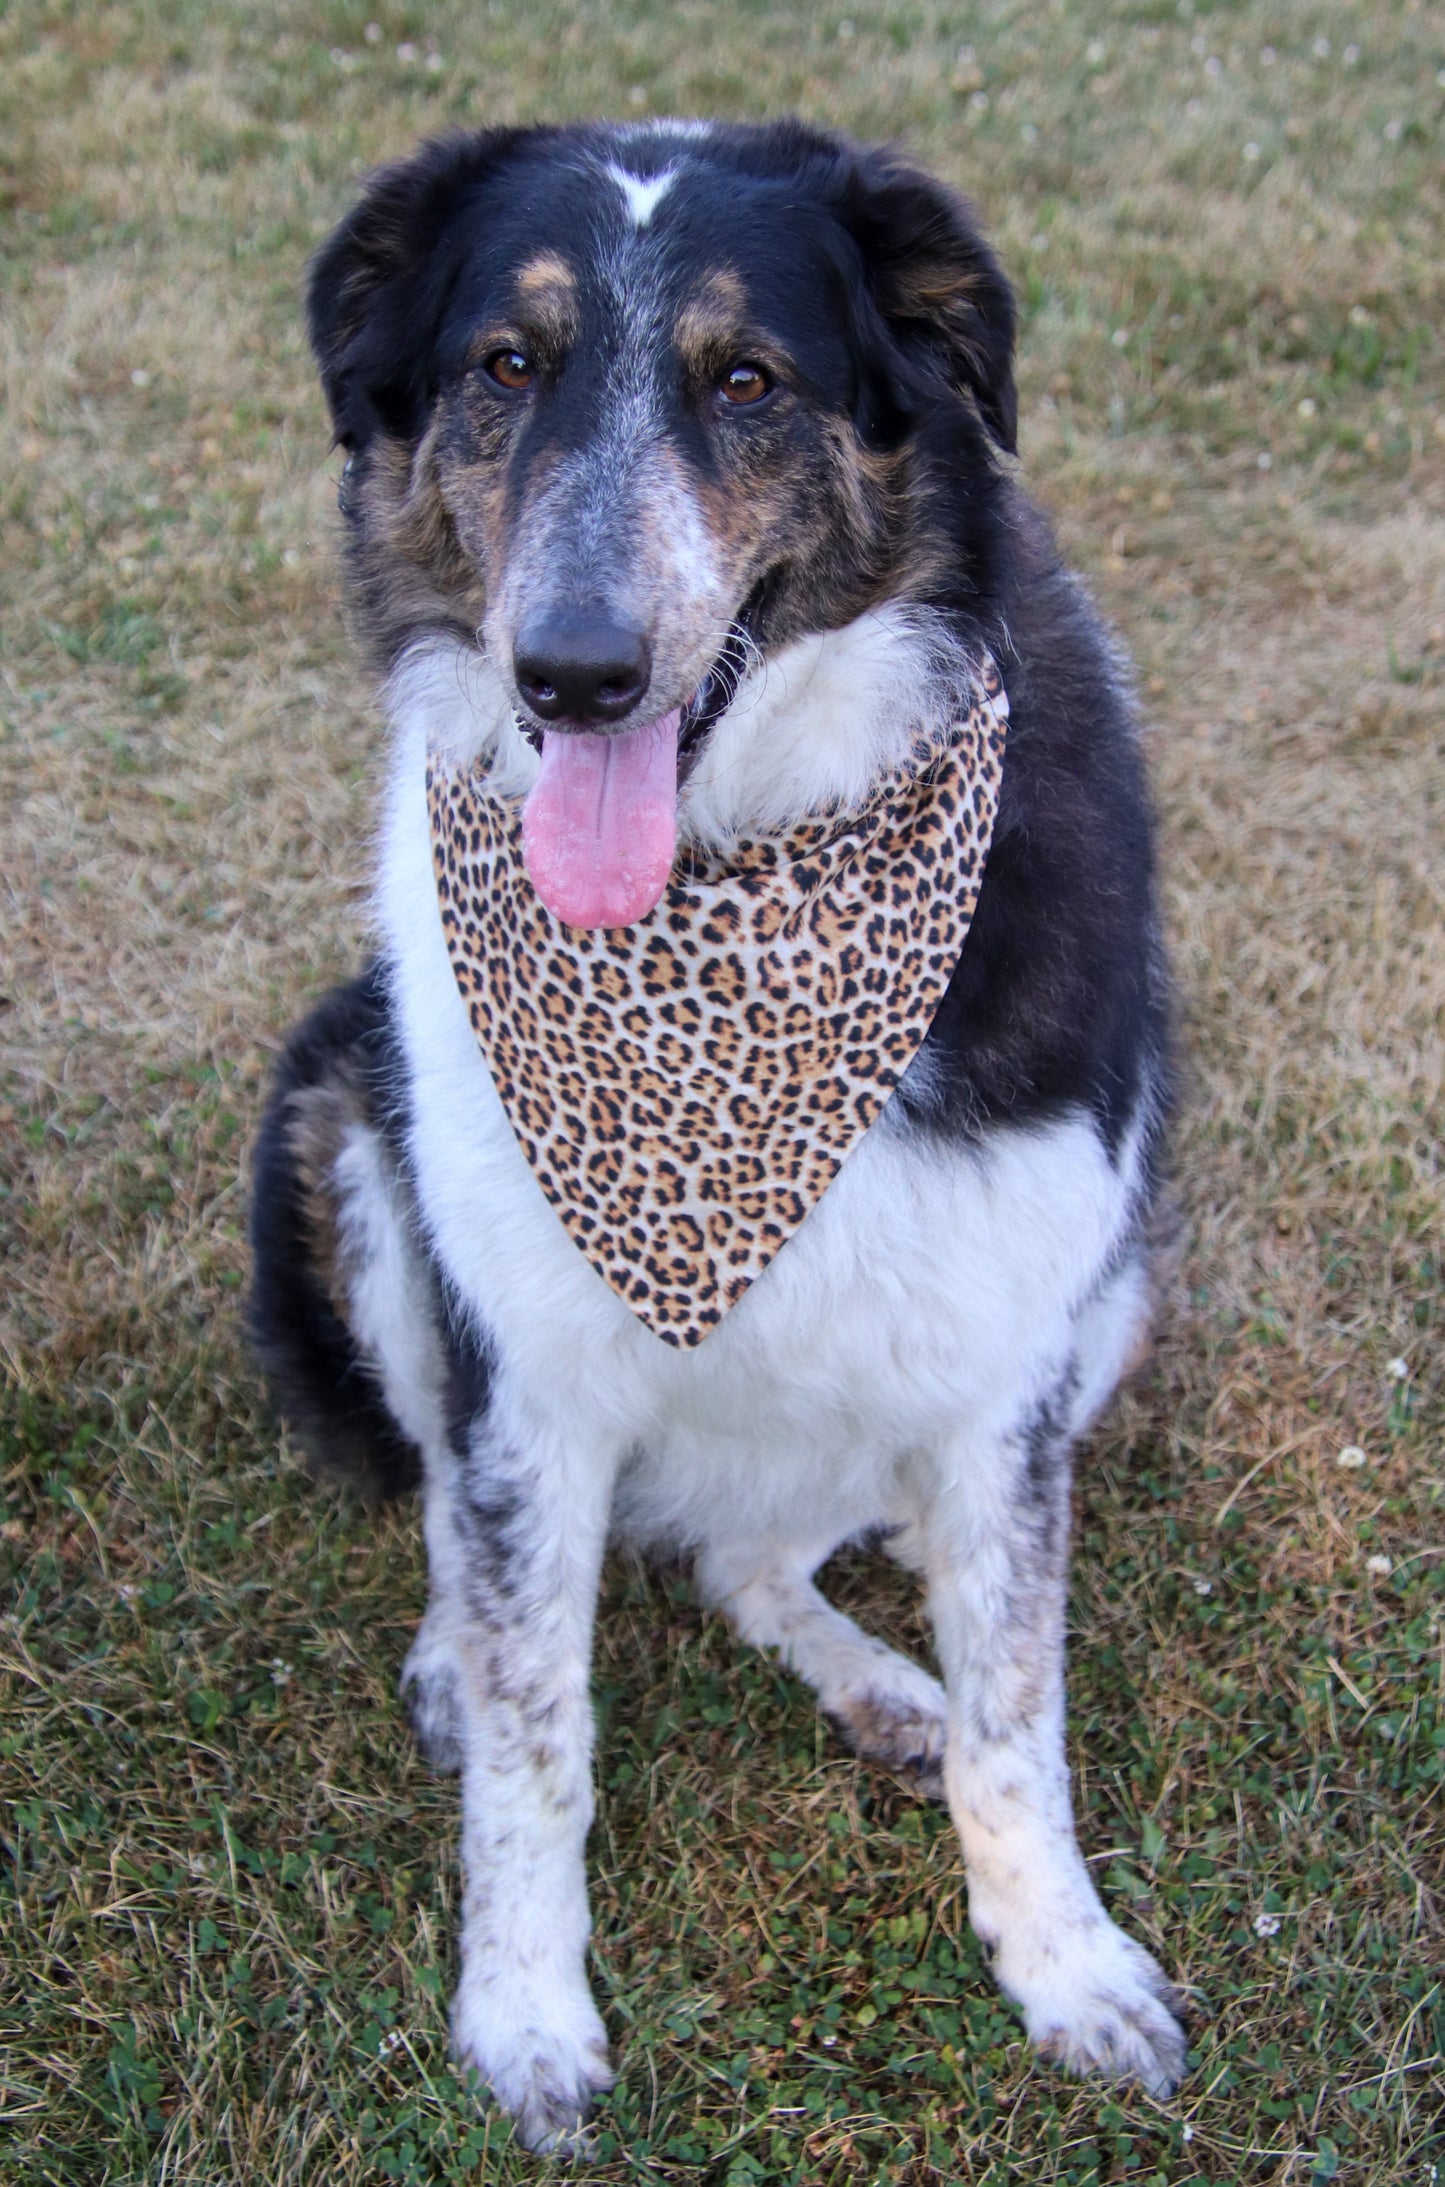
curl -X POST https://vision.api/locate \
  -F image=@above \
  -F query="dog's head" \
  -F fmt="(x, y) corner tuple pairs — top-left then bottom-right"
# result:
(309, 120), (1016, 923)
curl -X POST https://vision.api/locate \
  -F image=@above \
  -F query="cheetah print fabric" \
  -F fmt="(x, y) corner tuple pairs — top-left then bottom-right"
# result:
(427, 658), (1009, 1347)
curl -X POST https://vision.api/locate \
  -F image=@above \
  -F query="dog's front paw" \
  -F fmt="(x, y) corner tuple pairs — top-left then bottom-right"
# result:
(990, 1907), (1187, 2099)
(401, 1621), (465, 1773)
(453, 1970), (613, 2154)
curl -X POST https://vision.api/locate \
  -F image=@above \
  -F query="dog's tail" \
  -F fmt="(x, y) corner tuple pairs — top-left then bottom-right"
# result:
(247, 963), (430, 1499)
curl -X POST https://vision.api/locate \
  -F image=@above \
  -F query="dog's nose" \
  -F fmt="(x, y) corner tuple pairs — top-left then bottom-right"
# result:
(514, 612), (652, 725)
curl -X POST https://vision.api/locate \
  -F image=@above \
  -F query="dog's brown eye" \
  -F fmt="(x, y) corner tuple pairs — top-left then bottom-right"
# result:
(719, 362), (773, 407)
(485, 348), (534, 391)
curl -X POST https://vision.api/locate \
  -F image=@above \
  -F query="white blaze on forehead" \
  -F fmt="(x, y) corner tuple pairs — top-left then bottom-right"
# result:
(606, 163), (679, 228)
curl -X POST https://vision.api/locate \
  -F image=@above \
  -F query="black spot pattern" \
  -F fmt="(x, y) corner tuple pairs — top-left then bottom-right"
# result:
(427, 659), (1009, 1345)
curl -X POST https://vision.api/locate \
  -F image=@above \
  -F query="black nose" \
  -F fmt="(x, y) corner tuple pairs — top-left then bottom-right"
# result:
(514, 610), (652, 725)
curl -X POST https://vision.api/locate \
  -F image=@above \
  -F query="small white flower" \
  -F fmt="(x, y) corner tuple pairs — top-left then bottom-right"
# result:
(1260, 45), (1277, 65)
(1383, 118), (1403, 143)
(364, 22), (381, 41)
(1030, 231), (1048, 250)
(955, 42), (973, 63)
(1387, 1357), (1409, 1381)
(271, 1657), (294, 1684)
(379, 2028), (405, 2054)
(1256, 451), (1273, 469)
(1112, 327), (1130, 348)
(1337, 1444), (1367, 1469)
(1021, 122), (1039, 144)
(1086, 38), (1106, 64)
(821, 2033), (837, 2047)
(1244, 141), (1261, 160)
(1254, 1910), (1282, 1937)
(119, 1583), (138, 1601)
(837, 20), (856, 39)
(395, 40), (417, 60)
(330, 46), (346, 64)
(1182, 2123), (1194, 2143)
(1193, 1576), (1213, 1596)
(1313, 35), (1331, 59)
(1297, 397), (1317, 417)
(1349, 304), (1373, 326)
(1366, 1554), (1393, 1577)
(628, 84), (648, 107)
(1342, 44), (1359, 64)
(1204, 54), (1223, 78)
(970, 90), (990, 112)
(282, 547), (300, 567)
(130, 368), (151, 387)
(425, 50), (444, 71)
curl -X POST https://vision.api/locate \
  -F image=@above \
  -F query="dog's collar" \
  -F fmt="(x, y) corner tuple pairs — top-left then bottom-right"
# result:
(427, 656), (1009, 1346)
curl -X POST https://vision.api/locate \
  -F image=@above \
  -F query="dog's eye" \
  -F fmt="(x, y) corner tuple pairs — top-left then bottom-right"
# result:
(484, 348), (535, 392)
(718, 362), (773, 407)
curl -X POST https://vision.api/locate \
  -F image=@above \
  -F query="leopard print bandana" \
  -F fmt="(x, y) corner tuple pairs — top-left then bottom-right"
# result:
(427, 657), (1008, 1347)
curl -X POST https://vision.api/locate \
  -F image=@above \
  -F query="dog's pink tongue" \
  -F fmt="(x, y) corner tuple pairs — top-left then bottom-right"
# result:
(521, 711), (681, 928)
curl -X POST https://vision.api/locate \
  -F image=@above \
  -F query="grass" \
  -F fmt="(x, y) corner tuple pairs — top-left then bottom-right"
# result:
(1, 0), (1442, 2181)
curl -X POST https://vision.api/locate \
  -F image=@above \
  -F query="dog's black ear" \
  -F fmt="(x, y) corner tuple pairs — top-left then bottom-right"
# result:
(840, 151), (1017, 454)
(307, 129), (526, 449)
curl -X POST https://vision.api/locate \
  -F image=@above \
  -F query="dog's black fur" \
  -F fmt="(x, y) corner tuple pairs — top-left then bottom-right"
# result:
(249, 964), (422, 1497)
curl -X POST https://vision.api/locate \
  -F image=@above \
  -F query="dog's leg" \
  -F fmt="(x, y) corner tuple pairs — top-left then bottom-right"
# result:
(697, 1537), (949, 1788)
(919, 1386), (1187, 2097)
(399, 1444), (472, 1773)
(437, 1372), (616, 2154)
(297, 1117), (469, 1774)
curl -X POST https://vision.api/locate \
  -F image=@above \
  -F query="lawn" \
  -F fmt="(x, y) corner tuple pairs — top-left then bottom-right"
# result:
(1, 2), (1441, 2182)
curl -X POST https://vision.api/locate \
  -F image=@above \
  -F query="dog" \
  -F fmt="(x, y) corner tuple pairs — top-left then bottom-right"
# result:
(249, 117), (1186, 2151)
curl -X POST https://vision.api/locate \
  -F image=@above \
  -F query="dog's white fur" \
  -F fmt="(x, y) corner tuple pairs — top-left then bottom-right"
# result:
(338, 609), (1184, 2148)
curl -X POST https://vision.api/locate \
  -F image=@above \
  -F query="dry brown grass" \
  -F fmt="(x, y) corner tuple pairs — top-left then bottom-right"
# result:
(2, 2), (1442, 2183)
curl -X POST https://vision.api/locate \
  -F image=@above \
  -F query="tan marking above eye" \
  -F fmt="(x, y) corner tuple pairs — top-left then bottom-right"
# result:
(506, 257), (581, 351)
(674, 272), (746, 354)
(673, 278), (787, 404)
(515, 251), (576, 296)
